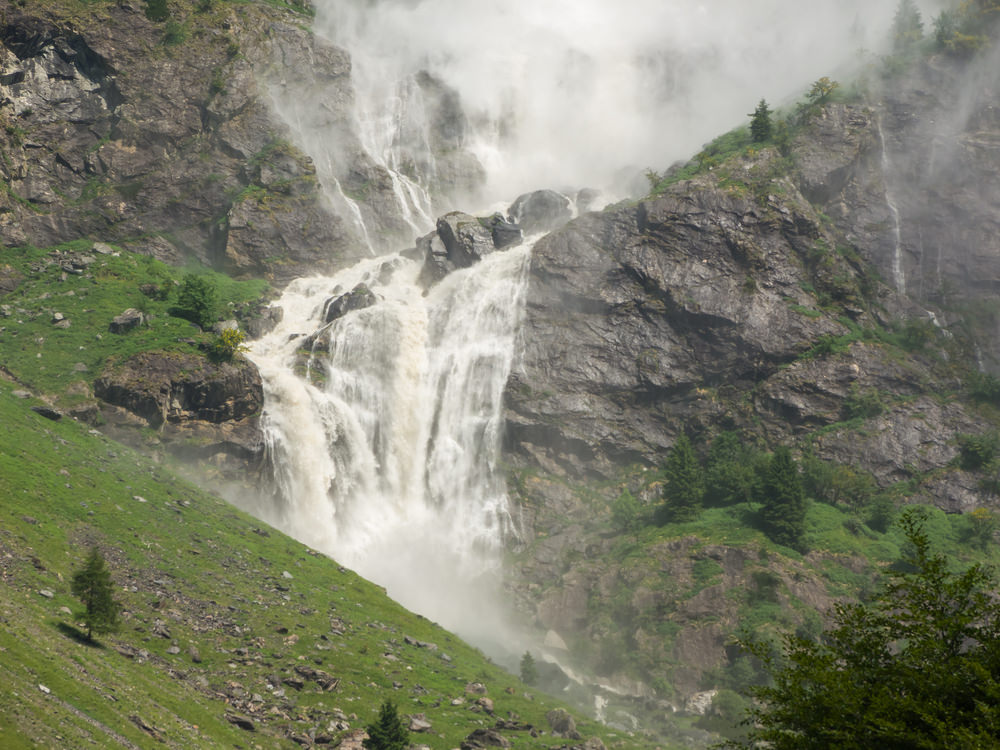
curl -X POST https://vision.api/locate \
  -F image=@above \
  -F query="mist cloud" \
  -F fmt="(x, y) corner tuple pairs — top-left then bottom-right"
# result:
(310, 0), (954, 203)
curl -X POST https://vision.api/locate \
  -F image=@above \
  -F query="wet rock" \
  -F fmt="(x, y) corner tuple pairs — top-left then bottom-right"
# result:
(509, 189), (573, 235)
(484, 213), (522, 249)
(436, 211), (496, 269)
(323, 284), (376, 323)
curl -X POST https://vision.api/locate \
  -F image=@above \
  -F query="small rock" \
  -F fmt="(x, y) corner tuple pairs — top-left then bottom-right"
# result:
(409, 713), (432, 732)
(109, 308), (145, 334)
(166, 645), (181, 655)
(225, 712), (255, 732)
(52, 312), (64, 322)
(282, 570), (293, 579)
(133, 495), (147, 503)
(546, 708), (577, 737)
(12, 390), (31, 399)
(30, 406), (62, 421)
(38, 684), (50, 694)
(92, 242), (115, 255)
(465, 682), (487, 695)
(38, 589), (54, 599)
(59, 606), (72, 615)
(188, 646), (202, 663)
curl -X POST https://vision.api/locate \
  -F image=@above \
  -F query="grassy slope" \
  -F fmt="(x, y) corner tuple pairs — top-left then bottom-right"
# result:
(0, 379), (655, 748)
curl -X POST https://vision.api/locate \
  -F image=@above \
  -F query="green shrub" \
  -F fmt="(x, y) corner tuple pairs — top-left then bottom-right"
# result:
(162, 19), (187, 46)
(957, 431), (999, 471)
(208, 327), (248, 363)
(842, 385), (884, 421)
(966, 371), (1000, 406)
(171, 273), (220, 330)
(611, 489), (643, 534)
(145, 0), (169, 22)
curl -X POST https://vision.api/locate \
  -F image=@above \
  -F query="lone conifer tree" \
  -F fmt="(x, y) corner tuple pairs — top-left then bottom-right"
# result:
(363, 700), (409, 750)
(70, 546), (119, 640)
(759, 446), (806, 550)
(748, 99), (773, 143)
(659, 433), (704, 523)
(520, 650), (539, 685)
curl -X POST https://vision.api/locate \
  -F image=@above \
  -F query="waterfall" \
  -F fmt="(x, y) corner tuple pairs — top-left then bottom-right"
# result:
(876, 114), (906, 295)
(248, 0), (904, 639)
(246, 243), (532, 635)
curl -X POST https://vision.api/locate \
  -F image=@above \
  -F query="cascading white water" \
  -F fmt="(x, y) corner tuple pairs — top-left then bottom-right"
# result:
(247, 243), (532, 637)
(876, 114), (907, 295)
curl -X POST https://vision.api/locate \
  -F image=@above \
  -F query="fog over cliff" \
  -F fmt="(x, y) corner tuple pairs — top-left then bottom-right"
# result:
(312, 0), (944, 203)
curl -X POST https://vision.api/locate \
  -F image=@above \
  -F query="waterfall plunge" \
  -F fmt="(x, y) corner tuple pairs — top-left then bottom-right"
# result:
(249, 0), (908, 640)
(247, 245), (532, 638)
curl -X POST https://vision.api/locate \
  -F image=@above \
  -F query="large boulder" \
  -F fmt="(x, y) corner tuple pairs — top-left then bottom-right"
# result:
(436, 211), (496, 268)
(94, 350), (264, 466)
(323, 283), (376, 323)
(509, 189), (573, 235)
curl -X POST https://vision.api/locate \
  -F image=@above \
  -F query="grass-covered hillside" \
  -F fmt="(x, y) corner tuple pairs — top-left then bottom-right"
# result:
(0, 375), (653, 749)
(0, 240), (660, 748)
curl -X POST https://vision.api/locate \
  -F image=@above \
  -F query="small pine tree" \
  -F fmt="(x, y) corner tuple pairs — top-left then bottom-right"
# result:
(758, 446), (806, 550)
(70, 547), (120, 641)
(363, 700), (409, 750)
(520, 651), (538, 685)
(748, 99), (773, 143)
(892, 0), (924, 50)
(659, 434), (704, 524)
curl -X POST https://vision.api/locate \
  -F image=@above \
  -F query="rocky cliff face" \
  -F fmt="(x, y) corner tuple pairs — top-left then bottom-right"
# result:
(794, 50), (1000, 364)
(0, 0), (479, 282)
(499, 68), (1000, 705)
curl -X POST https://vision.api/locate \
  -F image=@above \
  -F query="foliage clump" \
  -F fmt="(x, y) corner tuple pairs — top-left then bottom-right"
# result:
(208, 326), (249, 362)
(70, 546), (120, 641)
(171, 273), (220, 330)
(725, 510), (1000, 749)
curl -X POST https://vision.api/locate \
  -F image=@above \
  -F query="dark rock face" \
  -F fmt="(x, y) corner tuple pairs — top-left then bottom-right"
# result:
(509, 189), (573, 235)
(94, 350), (263, 463)
(0, 4), (365, 283)
(436, 212), (497, 268)
(416, 210), (523, 287)
(506, 172), (848, 478)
